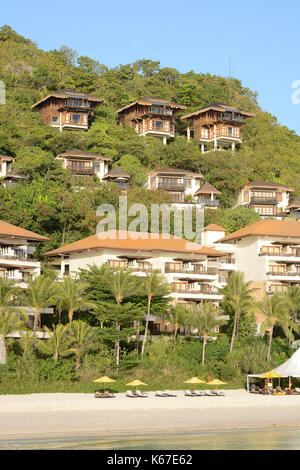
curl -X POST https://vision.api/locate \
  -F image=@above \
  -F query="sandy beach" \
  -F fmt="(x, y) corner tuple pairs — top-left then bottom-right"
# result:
(0, 390), (300, 441)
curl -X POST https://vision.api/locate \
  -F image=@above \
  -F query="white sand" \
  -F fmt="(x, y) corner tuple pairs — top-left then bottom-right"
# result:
(0, 390), (300, 439)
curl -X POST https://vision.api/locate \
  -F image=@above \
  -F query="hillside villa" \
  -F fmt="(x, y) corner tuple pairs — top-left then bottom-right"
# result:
(181, 103), (255, 153)
(116, 96), (186, 144)
(31, 89), (105, 131)
(234, 180), (294, 217)
(56, 149), (111, 182)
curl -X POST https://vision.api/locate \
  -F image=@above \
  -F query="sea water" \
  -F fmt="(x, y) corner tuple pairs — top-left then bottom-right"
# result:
(1, 427), (300, 450)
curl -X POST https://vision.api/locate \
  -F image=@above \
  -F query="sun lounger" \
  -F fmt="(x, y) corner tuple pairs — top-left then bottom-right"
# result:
(164, 390), (177, 397)
(184, 390), (200, 397)
(155, 391), (167, 397)
(126, 390), (139, 398)
(203, 390), (216, 396)
(94, 390), (115, 398)
(215, 390), (225, 396)
(136, 390), (148, 398)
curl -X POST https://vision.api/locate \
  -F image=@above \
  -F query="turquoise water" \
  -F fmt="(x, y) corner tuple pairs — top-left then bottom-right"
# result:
(1, 427), (300, 450)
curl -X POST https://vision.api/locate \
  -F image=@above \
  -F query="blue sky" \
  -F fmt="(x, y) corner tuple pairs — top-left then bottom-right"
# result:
(2, 0), (300, 133)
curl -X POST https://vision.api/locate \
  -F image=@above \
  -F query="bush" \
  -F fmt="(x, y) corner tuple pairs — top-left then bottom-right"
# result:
(38, 358), (79, 382)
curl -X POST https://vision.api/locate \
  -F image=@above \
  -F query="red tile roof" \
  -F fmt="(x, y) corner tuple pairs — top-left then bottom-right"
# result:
(44, 230), (224, 257)
(217, 219), (300, 243)
(0, 221), (49, 242)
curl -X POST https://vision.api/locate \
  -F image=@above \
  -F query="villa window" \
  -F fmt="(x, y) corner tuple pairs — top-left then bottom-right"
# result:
(108, 259), (127, 269)
(261, 246), (281, 255)
(185, 179), (191, 188)
(51, 116), (58, 122)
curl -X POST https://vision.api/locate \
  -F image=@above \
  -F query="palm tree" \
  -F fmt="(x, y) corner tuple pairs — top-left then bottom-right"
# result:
(67, 320), (97, 370)
(220, 271), (257, 353)
(165, 304), (188, 351)
(189, 301), (227, 365)
(54, 277), (96, 323)
(26, 275), (56, 332)
(19, 331), (38, 358)
(140, 270), (170, 358)
(0, 278), (22, 315)
(259, 293), (299, 362)
(281, 286), (300, 345)
(0, 311), (28, 364)
(36, 324), (73, 361)
(109, 269), (137, 370)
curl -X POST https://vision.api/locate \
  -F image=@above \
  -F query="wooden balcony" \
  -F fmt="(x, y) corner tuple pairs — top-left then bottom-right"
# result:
(66, 165), (94, 175)
(138, 120), (175, 135)
(250, 197), (277, 205)
(200, 127), (241, 140)
(158, 181), (185, 191)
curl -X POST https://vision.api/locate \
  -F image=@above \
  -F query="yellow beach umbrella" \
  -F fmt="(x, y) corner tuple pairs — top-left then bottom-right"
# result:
(126, 380), (148, 391)
(93, 376), (116, 392)
(261, 371), (282, 379)
(184, 377), (205, 384)
(207, 379), (227, 390)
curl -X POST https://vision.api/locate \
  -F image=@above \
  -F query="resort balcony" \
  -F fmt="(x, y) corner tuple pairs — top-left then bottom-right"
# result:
(200, 128), (241, 141)
(141, 107), (173, 116)
(197, 198), (220, 207)
(172, 287), (222, 301)
(250, 197), (277, 205)
(266, 271), (300, 281)
(66, 165), (94, 175)
(138, 121), (175, 136)
(259, 249), (300, 260)
(158, 182), (185, 191)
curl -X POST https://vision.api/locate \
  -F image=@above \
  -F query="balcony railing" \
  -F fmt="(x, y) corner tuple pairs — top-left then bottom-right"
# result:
(197, 198), (220, 206)
(166, 264), (207, 274)
(200, 128), (241, 140)
(64, 100), (91, 109)
(250, 197), (277, 204)
(66, 165), (94, 175)
(267, 271), (300, 277)
(259, 249), (300, 257)
(158, 182), (185, 191)
(172, 285), (219, 295)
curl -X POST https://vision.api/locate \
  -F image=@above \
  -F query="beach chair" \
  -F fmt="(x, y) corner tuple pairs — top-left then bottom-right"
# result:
(215, 390), (225, 396)
(204, 390), (215, 396)
(184, 390), (198, 397)
(126, 390), (139, 398)
(164, 390), (177, 397)
(136, 390), (148, 398)
(155, 391), (167, 397)
(94, 390), (115, 398)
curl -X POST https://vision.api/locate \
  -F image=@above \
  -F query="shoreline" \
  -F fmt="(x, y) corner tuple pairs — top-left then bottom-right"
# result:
(1, 390), (300, 441)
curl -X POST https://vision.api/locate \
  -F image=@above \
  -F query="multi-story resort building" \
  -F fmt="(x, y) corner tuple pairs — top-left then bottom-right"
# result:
(116, 96), (187, 144)
(31, 89), (105, 131)
(181, 103), (255, 153)
(44, 230), (233, 334)
(56, 149), (111, 182)
(235, 180), (294, 217)
(0, 220), (52, 330)
(146, 168), (203, 203)
(216, 219), (300, 300)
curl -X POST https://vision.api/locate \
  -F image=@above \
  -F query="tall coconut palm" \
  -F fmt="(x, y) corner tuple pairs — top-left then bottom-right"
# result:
(140, 270), (171, 358)
(54, 277), (96, 323)
(67, 320), (97, 371)
(189, 301), (227, 365)
(259, 293), (299, 362)
(109, 269), (137, 370)
(220, 271), (257, 353)
(36, 324), (73, 361)
(281, 286), (300, 344)
(0, 311), (28, 364)
(26, 275), (56, 332)
(165, 304), (189, 351)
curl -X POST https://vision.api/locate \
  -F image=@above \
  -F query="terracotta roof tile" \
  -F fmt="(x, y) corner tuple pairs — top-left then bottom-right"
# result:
(217, 219), (300, 243)
(203, 224), (226, 232)
(44, 230), (224, 257)
(0, 220), (49, 242)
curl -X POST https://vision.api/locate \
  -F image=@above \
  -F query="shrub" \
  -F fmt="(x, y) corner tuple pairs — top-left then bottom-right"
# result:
(38, 358), (79, 382)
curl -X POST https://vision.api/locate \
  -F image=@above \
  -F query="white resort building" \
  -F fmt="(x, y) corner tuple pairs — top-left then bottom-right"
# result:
(44, 230), (234, 334)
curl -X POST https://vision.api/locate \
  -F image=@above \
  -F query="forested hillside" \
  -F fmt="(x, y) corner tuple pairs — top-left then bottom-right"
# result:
(0, 25), (299, 254)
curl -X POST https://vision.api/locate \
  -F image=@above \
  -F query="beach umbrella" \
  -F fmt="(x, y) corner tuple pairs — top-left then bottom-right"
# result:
(184, 377), (205, 391)
(206, 379), (227, 391)
(93, 376), (116, 392)
(261, 371), (282, 379)
(126, 379), (148, 391)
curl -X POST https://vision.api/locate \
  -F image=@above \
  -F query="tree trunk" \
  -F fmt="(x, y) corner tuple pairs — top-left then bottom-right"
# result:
(202, 336), (207, 365)
(230, 312), (238, 353)
(141, 296), (151, 358)
(33, 308), (40, 333)
(267, 326), (273, 362)
(54, 353), (58, 361)
(173, 326), (178, 351)
(58, 306), (62, 324)
(68, 309), (74, 323)
(135, 320), (140, 353)
(0, 337), (6, 365)
(75, 353), (80, 371)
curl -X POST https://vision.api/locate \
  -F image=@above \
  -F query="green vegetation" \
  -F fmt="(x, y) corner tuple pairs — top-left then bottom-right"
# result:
(0, 275), (299, 393)
(0, 25), (299, 254)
